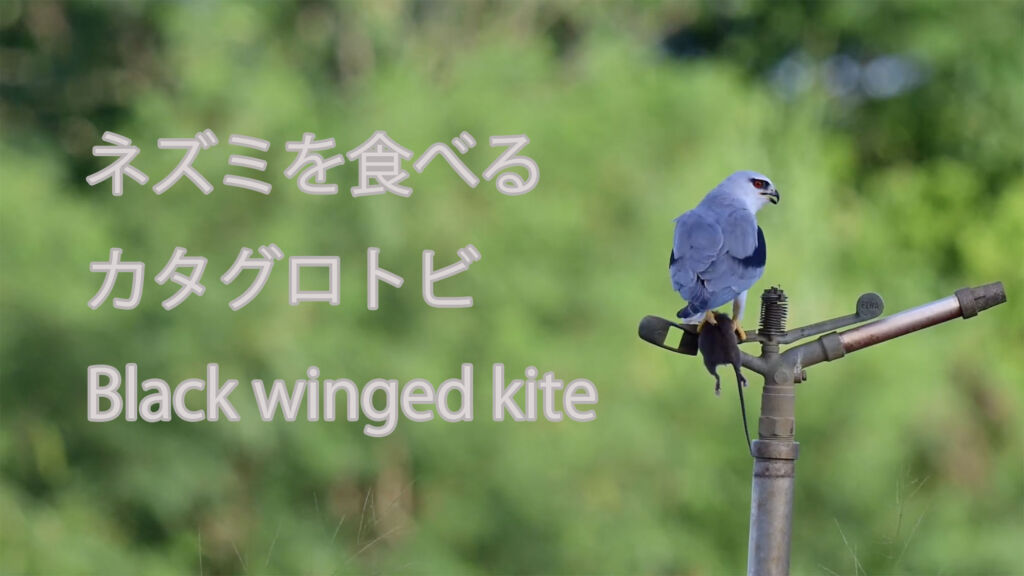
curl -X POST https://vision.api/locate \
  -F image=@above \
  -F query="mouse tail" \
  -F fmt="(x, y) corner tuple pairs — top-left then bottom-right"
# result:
(737, 376), (753, 457)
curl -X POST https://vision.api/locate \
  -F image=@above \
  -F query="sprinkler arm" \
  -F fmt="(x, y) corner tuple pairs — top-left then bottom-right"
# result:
(785, 282), (1006, 371)
(638, 282), (1006, 378)
(638, 290), (884, 358)
(773, 292), (884, 344)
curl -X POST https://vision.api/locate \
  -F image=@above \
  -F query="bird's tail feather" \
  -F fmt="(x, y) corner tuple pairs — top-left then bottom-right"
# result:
(677, 280), (711, 320)
(677, 302), (705, 321)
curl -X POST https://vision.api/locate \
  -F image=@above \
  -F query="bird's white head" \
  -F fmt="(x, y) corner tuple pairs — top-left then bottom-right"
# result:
(718, 170), (780, 212)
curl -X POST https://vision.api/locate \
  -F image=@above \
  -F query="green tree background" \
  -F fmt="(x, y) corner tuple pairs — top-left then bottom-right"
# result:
(1, 1), (1022, 574)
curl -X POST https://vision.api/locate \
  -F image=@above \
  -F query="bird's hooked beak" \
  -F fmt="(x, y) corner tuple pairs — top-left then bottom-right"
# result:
(762, 187), (780, 204)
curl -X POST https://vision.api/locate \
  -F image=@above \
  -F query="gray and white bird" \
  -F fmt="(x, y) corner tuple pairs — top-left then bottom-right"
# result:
(669, 170), (780, 340)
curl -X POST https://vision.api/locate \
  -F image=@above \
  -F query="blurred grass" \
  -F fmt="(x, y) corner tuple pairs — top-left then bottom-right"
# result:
(1, 1), (1022, 574)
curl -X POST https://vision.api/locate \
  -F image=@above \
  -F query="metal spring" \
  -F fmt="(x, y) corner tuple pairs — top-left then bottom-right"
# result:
(760, 286), (789, 337)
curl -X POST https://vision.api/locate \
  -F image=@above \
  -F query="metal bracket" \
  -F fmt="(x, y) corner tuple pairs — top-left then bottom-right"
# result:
(776, 292), (884, 344)
(637, 292), (884, 354)
(637, 315), (699, 356)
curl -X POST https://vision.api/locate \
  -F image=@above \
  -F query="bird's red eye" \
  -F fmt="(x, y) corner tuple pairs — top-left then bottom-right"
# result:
(751, 179), (767, 190)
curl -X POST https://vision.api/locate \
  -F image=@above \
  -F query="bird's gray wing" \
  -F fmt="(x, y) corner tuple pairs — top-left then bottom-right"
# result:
(701, 249), (764, 293)
(701, 208), (765, 293)
(670, 209), (724, 294)
(720, 208), (758, 258)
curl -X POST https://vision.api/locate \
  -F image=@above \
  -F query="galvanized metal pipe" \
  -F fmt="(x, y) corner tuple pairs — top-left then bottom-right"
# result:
(747, 438), (798, 575)
(839, 295), (961, 353)
(747, 303), (797, 576)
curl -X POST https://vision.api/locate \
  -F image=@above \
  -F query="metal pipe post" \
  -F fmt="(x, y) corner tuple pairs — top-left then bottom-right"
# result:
(747, 289), (798, 576)
(747, 436), (798, 576)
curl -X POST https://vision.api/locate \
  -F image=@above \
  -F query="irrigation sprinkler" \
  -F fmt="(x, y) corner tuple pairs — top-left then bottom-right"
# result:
(637, 282), (1006, 576)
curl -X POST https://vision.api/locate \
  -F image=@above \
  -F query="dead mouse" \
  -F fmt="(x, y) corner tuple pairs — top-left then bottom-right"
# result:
(697, 312), (752, 455)
(697, 312), (748, 395)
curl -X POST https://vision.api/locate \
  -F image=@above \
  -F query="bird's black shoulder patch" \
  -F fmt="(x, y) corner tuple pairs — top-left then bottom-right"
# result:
(669, 249), (680, 267)
(736, 226), (766, 268)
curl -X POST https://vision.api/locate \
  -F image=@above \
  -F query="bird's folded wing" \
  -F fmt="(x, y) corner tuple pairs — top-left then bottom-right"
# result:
(671, 210), (724, 291)
(701, 211), (765, 293)
(701, 252), (764, 292)
(720, 208), (759, 258)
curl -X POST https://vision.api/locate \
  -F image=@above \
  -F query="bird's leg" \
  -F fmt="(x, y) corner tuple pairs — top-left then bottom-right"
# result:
(696, 309), (718, 333)
(732, 291), (748, 341)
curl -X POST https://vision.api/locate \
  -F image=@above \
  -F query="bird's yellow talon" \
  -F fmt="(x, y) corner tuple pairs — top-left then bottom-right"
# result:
(704, 310), (718, 326)
(734, 323), (747, 341)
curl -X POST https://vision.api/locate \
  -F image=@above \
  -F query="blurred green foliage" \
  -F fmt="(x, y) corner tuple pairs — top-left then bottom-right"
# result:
(1, 1), (1022, 574)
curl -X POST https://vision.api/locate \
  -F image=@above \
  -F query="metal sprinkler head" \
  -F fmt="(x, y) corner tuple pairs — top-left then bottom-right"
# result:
(638, 281), (1007, 576)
